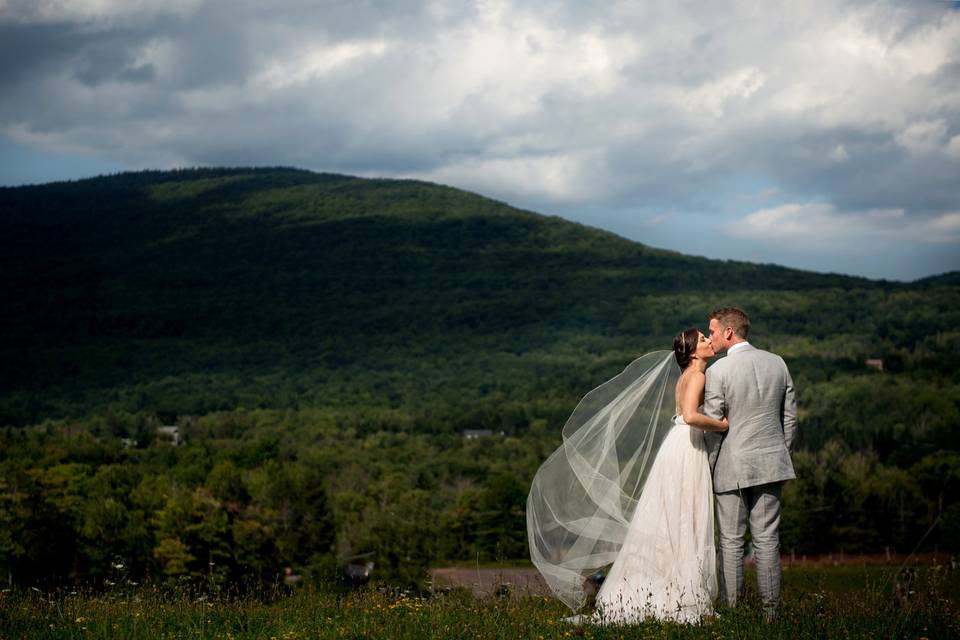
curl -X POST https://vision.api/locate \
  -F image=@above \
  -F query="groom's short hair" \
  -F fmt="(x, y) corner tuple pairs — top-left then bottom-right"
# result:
(710, 307), (750, 339)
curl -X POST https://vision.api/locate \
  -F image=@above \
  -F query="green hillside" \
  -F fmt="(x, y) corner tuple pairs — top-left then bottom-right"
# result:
(0, 167), (933, 424)
(1, 167), (958, 588)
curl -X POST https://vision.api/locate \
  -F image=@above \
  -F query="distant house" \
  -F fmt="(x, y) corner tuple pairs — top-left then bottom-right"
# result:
(156, 425), (181, 446)
(283, 566), (302, 587)
(462, 429), (493, 439)
(344, 561), (375, 586)
(865, 358), (884, 372)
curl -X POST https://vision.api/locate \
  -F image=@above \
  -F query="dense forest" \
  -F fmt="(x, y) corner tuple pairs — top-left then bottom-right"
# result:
(1, 168), (958, 589)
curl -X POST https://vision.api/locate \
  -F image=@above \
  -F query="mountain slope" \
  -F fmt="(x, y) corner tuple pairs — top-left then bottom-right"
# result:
(1, 167), (867, 342)
(0, 167), (949, 425)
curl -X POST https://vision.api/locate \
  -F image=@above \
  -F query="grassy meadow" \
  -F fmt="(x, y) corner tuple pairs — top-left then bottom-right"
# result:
(1, 563), (958, 639)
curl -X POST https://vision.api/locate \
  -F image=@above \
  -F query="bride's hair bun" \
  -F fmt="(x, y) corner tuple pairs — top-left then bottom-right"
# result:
(673, 328), (700, 370)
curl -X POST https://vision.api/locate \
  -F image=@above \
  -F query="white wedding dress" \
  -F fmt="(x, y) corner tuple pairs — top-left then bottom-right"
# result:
(591, 411), (717, 624)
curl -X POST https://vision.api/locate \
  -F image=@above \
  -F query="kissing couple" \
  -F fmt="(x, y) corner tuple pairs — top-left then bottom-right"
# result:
(527, 307), (798, 624)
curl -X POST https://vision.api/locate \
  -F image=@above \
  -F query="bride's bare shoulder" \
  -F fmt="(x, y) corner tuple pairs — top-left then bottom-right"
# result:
(677, 369), (706, 391)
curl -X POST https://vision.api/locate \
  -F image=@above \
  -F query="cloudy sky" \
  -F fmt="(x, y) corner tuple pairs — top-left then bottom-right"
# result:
(2, 0), (958, 280)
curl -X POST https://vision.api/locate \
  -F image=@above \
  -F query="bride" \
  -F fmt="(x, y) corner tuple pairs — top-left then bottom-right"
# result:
(527, 328), (727, 624)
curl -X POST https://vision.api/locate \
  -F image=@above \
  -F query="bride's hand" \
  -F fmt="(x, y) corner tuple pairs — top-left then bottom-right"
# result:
(719, 417), (729, 432)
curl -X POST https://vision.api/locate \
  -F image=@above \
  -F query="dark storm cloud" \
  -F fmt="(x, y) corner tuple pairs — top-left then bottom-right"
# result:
(0, 22), (96, 87)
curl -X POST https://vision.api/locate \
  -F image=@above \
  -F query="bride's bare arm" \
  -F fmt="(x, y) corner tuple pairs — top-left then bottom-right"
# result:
(680, 371), (728, 432)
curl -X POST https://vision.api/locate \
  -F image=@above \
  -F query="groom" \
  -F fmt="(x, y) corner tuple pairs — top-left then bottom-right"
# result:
(703, 307), (797, 619)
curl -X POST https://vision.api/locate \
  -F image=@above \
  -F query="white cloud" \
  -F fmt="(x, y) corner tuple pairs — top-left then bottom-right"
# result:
(946, 134), (960, 160)
(730, 202), (960, 246)
(250, 39), (392, 91)
(829, 144), (848, 162)
(683, 67), (766, 122)
(928, 212), (960, 235)
(419, 149), (605, 205)
(896, 119), (949, 155)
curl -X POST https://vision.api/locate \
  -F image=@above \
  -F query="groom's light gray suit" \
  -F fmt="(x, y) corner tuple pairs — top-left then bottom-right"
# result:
(703, 342), (797, 617)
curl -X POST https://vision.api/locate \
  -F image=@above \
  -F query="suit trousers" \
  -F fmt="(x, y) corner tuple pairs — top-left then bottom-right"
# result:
(715, 482), (783, 618)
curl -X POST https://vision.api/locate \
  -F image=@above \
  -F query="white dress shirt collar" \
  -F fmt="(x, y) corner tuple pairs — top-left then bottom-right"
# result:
(727, 341), (751, 355)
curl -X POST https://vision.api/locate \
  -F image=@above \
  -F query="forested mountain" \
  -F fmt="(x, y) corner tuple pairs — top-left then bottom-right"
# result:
(1, 168), (958, 588)
(0, 167), (925, 425)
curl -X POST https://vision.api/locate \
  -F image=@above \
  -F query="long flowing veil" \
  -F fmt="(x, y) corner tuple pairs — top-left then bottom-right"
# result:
(526, 350), (679, 611)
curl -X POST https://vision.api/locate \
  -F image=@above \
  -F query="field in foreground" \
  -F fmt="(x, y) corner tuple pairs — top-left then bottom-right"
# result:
(1, 564), (958, 639)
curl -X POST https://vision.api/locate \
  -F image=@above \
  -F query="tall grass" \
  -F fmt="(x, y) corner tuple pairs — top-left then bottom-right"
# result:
(1, 564), (957, 639)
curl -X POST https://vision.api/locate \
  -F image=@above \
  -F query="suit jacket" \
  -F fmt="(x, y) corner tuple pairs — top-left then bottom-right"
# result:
(703, 343), (798, 493)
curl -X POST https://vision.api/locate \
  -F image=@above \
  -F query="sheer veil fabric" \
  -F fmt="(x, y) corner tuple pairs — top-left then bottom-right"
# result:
(526, 351), (681, 612)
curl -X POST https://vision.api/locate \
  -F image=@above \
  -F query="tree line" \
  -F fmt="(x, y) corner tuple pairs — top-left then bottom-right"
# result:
(2, 371), (958, 590)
